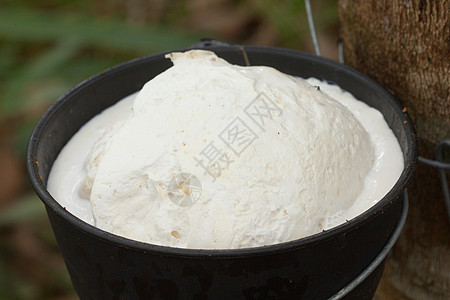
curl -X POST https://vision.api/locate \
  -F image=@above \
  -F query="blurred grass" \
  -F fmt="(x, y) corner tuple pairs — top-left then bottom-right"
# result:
(0, 7), (203, 116)
(0, 8), (202, 53)
(0, 1), (338, 298)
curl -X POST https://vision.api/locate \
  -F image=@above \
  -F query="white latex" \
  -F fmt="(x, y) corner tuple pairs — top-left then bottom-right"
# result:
(80, 50), (375, 249)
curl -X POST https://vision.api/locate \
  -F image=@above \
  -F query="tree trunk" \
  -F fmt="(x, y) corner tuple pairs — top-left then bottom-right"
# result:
(338, 1), (449, 299)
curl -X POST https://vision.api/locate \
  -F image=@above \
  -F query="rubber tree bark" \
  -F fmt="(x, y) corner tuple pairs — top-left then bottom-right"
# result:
(338, 1), (449, 299)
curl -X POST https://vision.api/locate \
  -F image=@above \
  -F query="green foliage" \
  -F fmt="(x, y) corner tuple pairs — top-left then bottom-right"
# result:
(0, 7), (202, 53)
(0, 7), (203, 117)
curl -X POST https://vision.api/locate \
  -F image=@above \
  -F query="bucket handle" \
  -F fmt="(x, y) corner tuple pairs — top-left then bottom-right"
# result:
(328, 190), (409, 299)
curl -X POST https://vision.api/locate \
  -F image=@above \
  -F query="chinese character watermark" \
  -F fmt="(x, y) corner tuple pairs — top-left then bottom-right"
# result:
(244, 93), (282, 130)
(194, 141), (234, 182)
(194, 92), (283, 183)
(219, 116), (258, 156)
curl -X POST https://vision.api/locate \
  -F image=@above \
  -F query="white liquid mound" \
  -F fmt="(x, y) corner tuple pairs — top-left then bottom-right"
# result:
(48, 50), (403, 249)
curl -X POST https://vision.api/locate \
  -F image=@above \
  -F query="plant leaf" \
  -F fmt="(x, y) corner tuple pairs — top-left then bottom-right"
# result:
(0, 7), (203, 53)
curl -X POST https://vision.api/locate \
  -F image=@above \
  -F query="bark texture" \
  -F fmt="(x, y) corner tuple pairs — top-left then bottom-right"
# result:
(338, 1), (449, 299)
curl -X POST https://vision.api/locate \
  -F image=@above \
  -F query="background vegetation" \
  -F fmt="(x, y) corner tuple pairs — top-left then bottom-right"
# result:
(0, 0), (339, 298)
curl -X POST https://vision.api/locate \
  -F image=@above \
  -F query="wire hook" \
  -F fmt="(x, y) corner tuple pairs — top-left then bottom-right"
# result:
(304, 0), (321, 56)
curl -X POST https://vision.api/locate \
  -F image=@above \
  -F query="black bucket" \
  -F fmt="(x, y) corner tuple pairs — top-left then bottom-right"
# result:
(27, 43), (417, 299)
